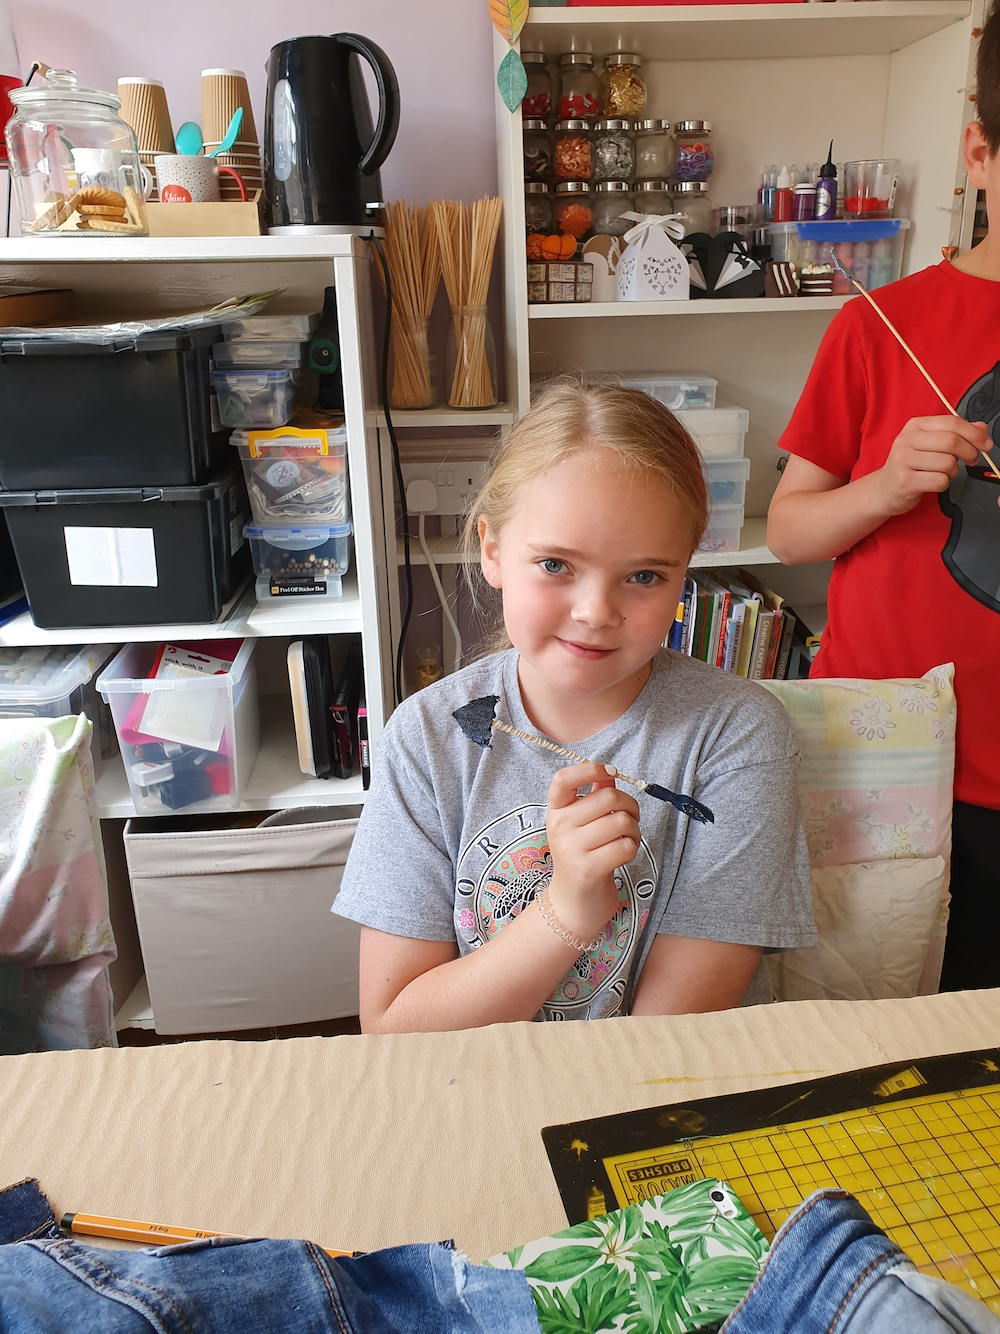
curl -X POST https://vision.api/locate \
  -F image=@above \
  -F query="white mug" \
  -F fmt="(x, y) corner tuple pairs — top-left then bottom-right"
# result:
(153, 153), (246, 204)
(72, 148), (151, 198)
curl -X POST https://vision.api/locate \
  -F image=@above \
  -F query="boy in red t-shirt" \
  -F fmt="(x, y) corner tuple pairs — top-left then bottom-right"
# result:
(768, 12), (1000, 992)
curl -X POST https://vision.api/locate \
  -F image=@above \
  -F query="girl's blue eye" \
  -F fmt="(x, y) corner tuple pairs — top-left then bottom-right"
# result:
(540, 558), (565, 575)
(629, 570), (658, 586)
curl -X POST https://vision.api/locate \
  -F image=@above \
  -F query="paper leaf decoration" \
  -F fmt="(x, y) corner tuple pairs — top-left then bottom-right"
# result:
(497, 48), (528, 114)
(488, 0), (529, 45)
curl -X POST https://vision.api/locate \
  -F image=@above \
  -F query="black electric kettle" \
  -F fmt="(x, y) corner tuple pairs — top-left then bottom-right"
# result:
(264, 33), (399, 234)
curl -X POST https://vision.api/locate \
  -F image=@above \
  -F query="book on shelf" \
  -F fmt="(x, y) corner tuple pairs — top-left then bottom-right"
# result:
(663, 568), (817, 682)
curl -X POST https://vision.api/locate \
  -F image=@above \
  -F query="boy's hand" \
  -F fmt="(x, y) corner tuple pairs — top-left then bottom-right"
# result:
(544, 762), (640, 942)
(876, 417), (992, 515)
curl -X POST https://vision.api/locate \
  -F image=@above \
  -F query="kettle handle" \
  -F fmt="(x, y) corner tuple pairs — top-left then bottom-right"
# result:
(333, 32), (400, 177)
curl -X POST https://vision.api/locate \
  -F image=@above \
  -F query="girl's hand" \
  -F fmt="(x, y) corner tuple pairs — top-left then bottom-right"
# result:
(875, 416), (990, 515)
(544, 762), (640, 942)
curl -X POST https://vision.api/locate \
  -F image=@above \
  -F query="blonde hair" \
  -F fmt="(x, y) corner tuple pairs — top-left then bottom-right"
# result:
(461, 378), (708, 654)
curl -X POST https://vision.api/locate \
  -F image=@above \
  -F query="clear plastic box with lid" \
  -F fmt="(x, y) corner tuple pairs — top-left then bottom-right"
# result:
(0, 643), (116, 770)
(675, 404), (749, 459)
(231, 423), (349, 525)
(616, 372), (717, 412)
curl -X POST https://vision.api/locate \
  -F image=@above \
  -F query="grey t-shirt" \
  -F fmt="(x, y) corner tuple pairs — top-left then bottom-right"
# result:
(334, 649), (815, 1019)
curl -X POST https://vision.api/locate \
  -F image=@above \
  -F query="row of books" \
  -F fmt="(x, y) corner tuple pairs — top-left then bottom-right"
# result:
(666, 568), (817, 681)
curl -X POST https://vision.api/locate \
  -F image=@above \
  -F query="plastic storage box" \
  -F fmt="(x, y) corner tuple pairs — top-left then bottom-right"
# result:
(0, 462), (250, 629)
(122, 808), (359, 1033)
(768, 219), (910, 291)
(246, 522), (352, 600)
(616, 373), (717, 412)
(704, 456), (750, 508)
(0, 326), (229, 489)
(232, 424), (350, 524)
(0, 643), (117, 770)
(99, 638), (260, 815)
(699, 503), (745, 553)
(676, 404), (749, 459)
(222, 312), (321, 342)
(211, 368), (297, 428)
(213, 340), (303, 370)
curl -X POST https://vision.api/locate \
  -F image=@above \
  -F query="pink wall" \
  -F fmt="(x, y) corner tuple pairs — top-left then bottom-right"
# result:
(9, 0), (498, 202)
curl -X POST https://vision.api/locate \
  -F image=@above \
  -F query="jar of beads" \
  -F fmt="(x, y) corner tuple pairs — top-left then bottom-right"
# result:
(523, 119), (553, 182)
(593, 181), (633, 236)
(554, 181), (594, 244)
(521, 52), (552, 122)
(557, 53), (600, 121)
(601, 54), (646, 119)
(673, 121), (715, 184)
(635, 119), (674, 182)
(592, 119), (634, 183)
(554, 120), (593, 181)
(672, 181), (712, 236)
(633, 179), (673, 217)
(525, 182), (553, 235)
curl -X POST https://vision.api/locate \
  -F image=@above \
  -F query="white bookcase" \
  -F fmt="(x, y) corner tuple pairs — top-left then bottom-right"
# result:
(496, 1), (984, 597)
(0, 234), (397, 818)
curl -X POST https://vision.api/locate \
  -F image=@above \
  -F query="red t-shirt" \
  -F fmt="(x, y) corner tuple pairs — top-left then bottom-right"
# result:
(779, 261), (1000, 809)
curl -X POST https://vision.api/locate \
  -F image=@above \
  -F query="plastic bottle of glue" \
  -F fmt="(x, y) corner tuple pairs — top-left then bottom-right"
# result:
(773, 165), (793, 223)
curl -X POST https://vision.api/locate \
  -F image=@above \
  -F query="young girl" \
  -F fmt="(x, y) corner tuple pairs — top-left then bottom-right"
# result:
(334, 382), (814, 1032)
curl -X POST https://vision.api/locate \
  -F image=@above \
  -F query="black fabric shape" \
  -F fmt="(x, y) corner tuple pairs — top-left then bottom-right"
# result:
(679, 233), (710, 299)
(0, 1178), (63, 1244)
(704, 232), (764, 299)
(452, 695), (499, 748)
(939, 363), (1000, 614)
(644, 784), (715, 824)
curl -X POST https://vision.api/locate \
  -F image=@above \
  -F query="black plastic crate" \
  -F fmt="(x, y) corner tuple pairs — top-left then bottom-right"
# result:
(0, 462), (250, 629)
(0, 325), (230, 489)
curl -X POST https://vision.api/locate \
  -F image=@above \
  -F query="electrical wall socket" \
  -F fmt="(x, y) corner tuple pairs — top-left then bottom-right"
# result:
(400, 459), (489, 515)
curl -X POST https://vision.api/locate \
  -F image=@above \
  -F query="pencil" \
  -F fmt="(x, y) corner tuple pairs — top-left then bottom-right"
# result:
(60, 1211), (351, 1258)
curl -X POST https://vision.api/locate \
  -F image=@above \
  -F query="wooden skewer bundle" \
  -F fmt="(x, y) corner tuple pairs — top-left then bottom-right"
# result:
(431, 196), (503, 409)
(382, 202), (441, 409)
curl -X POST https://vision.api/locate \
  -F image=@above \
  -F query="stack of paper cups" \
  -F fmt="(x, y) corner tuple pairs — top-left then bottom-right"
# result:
(118, 77), (175, 197)
(201, 68), (261, 201)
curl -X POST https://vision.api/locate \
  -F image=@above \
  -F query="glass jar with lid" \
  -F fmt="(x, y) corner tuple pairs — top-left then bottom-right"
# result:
(635, 120), (675, 182)
(592, 119), (634, 183)
(672, 181), (713, 236)
(673, 121), (715, 183)
(525, 182), (553, 236)
(601, 54), (646, 118)
(632, 179), (674, 217)
(553, 120), (593, 181)
(593, 181), (634, 237)
(554, 181), (594, 245)
(523, 119), (553, 182)
(521, 52), (552, 122)
(557, 53), (600, 121)
(6, 68), (149, 236)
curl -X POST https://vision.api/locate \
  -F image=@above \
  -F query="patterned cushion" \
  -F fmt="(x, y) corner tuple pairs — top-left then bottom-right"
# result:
(760, 663), (955, 867)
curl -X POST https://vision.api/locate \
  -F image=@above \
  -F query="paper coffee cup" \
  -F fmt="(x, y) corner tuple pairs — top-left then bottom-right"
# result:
(118, 77), (175, 154)
(201, 68), (258, 147)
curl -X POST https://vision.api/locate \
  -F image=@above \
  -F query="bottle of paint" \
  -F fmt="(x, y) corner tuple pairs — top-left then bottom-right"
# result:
(815, 141), (837, 221)
(792, 182), (816, 221)
(774, 165), (793, 222)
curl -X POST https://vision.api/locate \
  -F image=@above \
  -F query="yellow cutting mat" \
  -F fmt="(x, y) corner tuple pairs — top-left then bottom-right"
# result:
(601, 1078), (1000, 1309)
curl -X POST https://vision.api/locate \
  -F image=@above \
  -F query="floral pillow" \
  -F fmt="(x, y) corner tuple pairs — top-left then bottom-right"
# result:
(760, 664), (955, 868)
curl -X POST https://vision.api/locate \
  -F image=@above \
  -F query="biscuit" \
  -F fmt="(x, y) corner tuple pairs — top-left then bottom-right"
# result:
(72, 185), (126, 208)
(79, 216), (143, 233)
(78, 204), (128, 217)
(123, 185), (144, 228)
(30, 194), (71, 230)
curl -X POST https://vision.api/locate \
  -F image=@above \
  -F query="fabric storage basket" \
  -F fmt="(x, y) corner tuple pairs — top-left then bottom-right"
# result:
(0, 462), (250, 629)
(123, 807), (360, 1033)
(98, 638), (259, 815)
(0, 325), (229, 489)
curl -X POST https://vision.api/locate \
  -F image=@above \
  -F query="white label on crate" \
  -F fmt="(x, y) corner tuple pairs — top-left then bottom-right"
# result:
(64, 527), (158, 587)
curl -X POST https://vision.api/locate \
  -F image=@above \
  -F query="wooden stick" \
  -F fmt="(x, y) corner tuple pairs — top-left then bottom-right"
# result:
(835, 258), (1000, 480)
(489, 718), (651, 795)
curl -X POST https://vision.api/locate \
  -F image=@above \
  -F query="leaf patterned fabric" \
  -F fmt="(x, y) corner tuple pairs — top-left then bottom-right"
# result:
(488, 1179), (767, 1334)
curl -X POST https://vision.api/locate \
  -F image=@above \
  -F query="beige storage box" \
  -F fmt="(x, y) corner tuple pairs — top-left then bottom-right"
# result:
(123, 806), (360, 1034)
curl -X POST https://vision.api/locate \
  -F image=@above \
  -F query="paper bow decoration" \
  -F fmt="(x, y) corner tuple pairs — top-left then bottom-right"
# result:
(489, 0), (529, 113)
(619, 211), (686, 245)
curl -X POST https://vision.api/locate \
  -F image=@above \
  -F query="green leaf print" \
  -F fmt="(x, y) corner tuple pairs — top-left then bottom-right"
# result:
(524, 1243), (602, 1284)
(532, 1268), (632, 1334)
(684, 1254), (760, 1320)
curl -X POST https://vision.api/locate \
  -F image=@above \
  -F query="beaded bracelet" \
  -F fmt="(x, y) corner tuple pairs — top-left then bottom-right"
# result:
(534, 885), (604, 953)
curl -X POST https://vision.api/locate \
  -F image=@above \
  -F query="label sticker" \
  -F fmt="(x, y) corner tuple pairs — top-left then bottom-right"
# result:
(64, 527), (158, 587)
(270, 577), (326, 597)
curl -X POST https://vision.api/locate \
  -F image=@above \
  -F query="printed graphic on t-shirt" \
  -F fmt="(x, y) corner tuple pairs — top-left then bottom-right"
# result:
(455, 804), (657, 1019)
(941, 363), (1000, 613)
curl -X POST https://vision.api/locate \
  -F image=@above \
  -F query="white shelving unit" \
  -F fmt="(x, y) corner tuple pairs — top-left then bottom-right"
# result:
(496, 1), (983, 586)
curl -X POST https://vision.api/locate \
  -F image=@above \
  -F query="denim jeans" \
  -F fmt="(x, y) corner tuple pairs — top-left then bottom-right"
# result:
(724, 1189), (1000, 1334)
(0, 1179), (541, 1334)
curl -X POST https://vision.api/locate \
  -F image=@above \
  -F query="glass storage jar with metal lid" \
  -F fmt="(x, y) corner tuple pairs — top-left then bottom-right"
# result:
(521, 52), (552, 122)
(557, 53), (600, 121)
(554, 181), (594, 244)
(672, 181), (712, 235)
(592, 119), (634, 183)
(593, 181), (633, 237)
(673, 121), (715, 183)
(635, 119), (675, 182)
(633, 179), (674, 217)
(6, 68), (148, 235)
(601, 54), (646, 118)
(524, 182), (553, 235)
(554, 120), (593, 181)
(523, 119), (553, 182)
